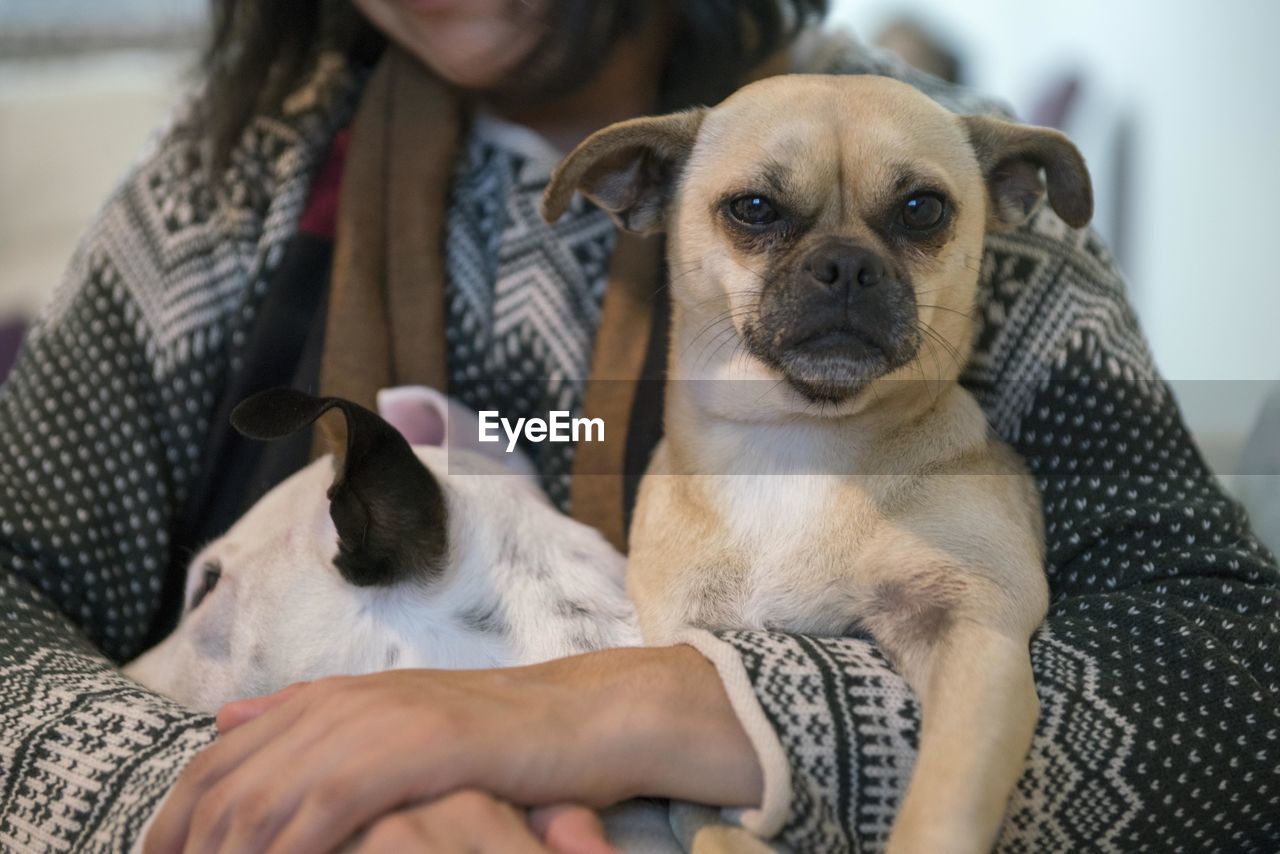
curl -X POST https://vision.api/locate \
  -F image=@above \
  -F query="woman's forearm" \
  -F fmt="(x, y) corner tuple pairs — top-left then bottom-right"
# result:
(578, 644), (764, 808)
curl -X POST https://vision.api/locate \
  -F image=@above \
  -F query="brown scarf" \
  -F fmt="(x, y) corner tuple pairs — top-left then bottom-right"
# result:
(318, 46), (661, 550)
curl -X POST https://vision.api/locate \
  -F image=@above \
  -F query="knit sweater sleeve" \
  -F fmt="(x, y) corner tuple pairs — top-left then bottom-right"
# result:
(684, 210), (1280, 852)
(0, 62), (354, 851)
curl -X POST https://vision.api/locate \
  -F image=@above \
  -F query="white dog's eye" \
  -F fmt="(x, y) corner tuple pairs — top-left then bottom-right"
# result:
(189, 561), (221, 611)
(727, 194), (780, 226)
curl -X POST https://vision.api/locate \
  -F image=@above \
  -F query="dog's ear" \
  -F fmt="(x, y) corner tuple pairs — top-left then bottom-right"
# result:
(376, 386), (449, 447)
(377, 385), (542, 483)
(961, 114), (1093, 231)
(541, 108), (706, 234)
(231, 388), (447, 587)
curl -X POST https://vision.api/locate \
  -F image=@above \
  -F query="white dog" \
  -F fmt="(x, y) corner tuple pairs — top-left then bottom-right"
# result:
(125, 386), (640, 710)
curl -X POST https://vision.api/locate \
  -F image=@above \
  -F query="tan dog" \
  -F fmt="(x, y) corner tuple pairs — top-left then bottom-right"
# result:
(544, 74), (1092, 853)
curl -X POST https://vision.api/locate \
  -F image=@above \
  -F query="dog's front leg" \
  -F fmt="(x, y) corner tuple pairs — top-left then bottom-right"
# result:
(885, 622), (1037, 854)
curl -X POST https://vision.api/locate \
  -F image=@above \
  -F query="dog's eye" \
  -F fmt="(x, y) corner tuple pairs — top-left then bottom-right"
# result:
(727, 195), (780, 226)
(901, 193), (946, 230)
(189, 561), (221, 611)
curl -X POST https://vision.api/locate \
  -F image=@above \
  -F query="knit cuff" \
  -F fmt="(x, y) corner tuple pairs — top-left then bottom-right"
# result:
(674, 627), (793, 839)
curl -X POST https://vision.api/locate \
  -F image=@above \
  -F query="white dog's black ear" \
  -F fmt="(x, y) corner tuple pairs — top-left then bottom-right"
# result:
(231, 388), (447, 587)
(541, 108), (706, 234)
(961, 114), (1094, 231)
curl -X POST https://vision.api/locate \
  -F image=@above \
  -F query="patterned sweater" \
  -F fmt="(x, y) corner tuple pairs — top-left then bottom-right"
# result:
(1, 39), (1278, 853)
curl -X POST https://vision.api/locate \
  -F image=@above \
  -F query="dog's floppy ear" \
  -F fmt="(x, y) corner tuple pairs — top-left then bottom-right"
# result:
(231, 388), (447, 587)
(541, 108), (706, 234)
(961, 114), (1094, 231)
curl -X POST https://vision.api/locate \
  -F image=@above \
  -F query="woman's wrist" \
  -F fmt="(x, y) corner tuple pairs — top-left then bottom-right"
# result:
(575, 644), (764, 808)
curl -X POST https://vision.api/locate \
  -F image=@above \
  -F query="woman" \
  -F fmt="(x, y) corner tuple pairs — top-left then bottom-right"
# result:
(0, 1), (1276, 851)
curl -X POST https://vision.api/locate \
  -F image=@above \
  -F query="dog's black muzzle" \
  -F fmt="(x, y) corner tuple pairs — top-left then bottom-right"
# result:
(746, 238), (920, 402)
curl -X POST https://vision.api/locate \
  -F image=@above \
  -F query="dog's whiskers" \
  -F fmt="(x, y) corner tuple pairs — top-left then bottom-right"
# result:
(916, 303), (976, 321)
(683, 306), (758, 358)
(650, 262), (706, 299)
(704, 318), (755, 365)
(914, 283), (960, 298)
(914, 320), (965, 373)
(913, 327), (947, 407)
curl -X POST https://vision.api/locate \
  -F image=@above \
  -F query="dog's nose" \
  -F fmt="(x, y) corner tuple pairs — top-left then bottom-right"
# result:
(803, 242), (886, 291)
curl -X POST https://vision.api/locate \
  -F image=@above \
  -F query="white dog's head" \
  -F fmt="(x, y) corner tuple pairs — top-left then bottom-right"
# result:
(125, 387), (638, 712)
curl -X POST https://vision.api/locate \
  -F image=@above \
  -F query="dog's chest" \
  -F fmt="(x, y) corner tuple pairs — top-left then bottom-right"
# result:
(690, 474), (894, 635)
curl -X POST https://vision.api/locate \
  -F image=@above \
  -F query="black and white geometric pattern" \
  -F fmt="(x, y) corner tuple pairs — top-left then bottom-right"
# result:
(0, 572), (216, 853)
(964, 217), (1162, 440)
(1, 37), (1277, 854)
(445, 118), (615, 508)
(714, 630), (921, 851)
(999, 627), (1141, 853)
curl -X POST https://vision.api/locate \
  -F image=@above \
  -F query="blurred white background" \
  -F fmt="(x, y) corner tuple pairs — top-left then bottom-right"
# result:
(1, 0), (1278, 485)
(0, 0), (202, 327)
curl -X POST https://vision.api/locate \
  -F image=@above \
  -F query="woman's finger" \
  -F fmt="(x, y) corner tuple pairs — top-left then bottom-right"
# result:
(356, 790), (549, 854)
(216, 681), (311, 732)
(528, 804), (618, 854)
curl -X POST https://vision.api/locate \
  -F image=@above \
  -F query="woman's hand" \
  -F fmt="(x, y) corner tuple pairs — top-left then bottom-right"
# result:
(354, 793), (615, 854)
(145, 644), (762, 853)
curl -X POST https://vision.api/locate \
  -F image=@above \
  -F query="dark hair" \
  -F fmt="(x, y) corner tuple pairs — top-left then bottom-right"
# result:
(202, 0), (829, 166)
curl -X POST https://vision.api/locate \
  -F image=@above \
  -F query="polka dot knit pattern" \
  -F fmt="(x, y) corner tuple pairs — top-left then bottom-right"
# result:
(1, 42), (1277, 853)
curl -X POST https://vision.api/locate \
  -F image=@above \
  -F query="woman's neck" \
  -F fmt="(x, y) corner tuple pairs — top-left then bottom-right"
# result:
(483, 11), (668, 154)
